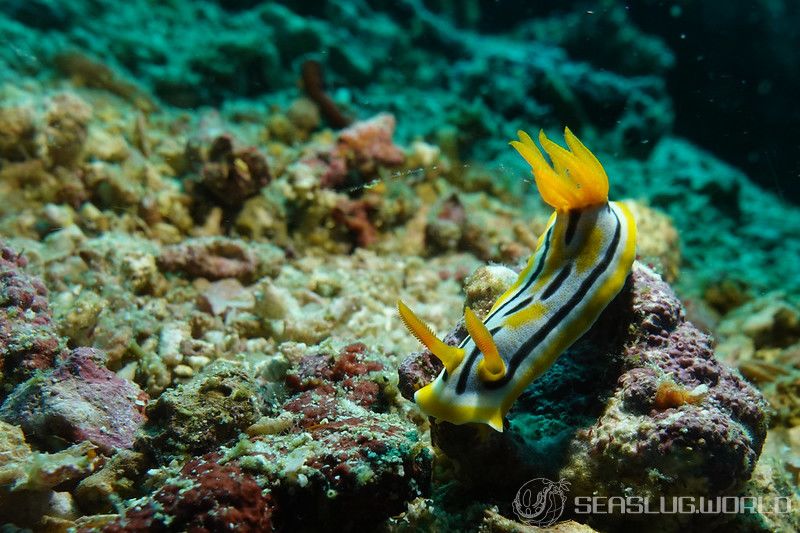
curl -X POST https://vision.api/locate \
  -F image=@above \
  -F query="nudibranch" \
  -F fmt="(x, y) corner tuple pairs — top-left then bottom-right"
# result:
(398, 128), (636, 431)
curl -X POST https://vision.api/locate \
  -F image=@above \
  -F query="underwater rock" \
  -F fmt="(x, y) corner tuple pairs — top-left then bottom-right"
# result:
(398, 340), (452, 407)
(157, 236), (259, 282)
(332, 196), (380, 249)
(196, 134), (271, 208)
(85, 127), (131, 164)
(226, 343), (432, 530)
(336, 113), (405, 176)
(703, 279), (751, 316)
(138, 359), (264, 460)
(55, 286), (106, 345)
(624, 201), (680, 283)
(99, 453), (274, 533)
(462, 265), (519, 318)
(480, 509), (600, 533)
(0, 347), (148, 454)
(0, 420), (100, 491)
(316, 113), (405, 190)
(0, 420), (101, 529)
(74, 449), (147, 514)
(53, 52), (156, 111)
(398, 263), (768, 527)
(234, 190), (289, 243)
(44, 92), (92, 168)
(286, 97), (322, 134)
(197, 278), (255, 317)
(0, 242), (65, 395)
(424, 194), (466, 253)
(0, 105), (38, 161)
(736, 428), (800, 533)
(423, 193), (502, 261)
(718, 293), (800, 351)
(263, 97), (323, 144)
(715, 293), (800, 428)
(251, 249), (454, 348)
(119, 249), (161, 296)
(420, 190), (539, 263)
(80, 161), (140, 212)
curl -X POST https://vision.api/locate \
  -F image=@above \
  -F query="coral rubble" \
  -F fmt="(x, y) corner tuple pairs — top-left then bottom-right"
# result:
(0, 241), (64, 395)
(139, 360), (263, 460)
(101, 453), (275, 533)
(0, 421), (101, 529)
(0, 347), (148, 454)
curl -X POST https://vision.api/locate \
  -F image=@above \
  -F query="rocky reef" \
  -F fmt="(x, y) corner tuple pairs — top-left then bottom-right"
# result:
(0, 234), (433, 529)
(1, 347), (147, 454)
(399, 263), (769, 530)
(0, 420), (101, 528)
(0, 1), (798, 531)
(0, 243), (64, 394)
(90, 343), (430, 532)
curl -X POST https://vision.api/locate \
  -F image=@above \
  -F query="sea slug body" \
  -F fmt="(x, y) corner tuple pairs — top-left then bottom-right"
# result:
(399, 128), (637, 431)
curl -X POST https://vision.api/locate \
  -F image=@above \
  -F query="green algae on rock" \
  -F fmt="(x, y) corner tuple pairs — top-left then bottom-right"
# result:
(138, 360), (264, 461)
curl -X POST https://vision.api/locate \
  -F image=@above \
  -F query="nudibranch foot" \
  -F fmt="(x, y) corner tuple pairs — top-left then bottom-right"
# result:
(414, 381), (506, 432)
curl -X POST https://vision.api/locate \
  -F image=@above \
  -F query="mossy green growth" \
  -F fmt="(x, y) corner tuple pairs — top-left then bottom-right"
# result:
(139, 360), (264, 462)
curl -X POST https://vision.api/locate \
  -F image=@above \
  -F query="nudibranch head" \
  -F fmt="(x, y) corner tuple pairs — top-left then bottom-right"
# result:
(399, 126), (636, 432)
(510, 128), (609, 211)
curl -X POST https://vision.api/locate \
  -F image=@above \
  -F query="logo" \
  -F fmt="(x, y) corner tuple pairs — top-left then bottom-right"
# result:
(513, 478), (571, 527)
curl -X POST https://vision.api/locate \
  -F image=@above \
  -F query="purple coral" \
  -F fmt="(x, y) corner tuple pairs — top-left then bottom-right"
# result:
(286, 342), (385, 411)
(0, 241), (147, 454)
(617, 267), (766, 436)
(398, 322), (462, 400)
